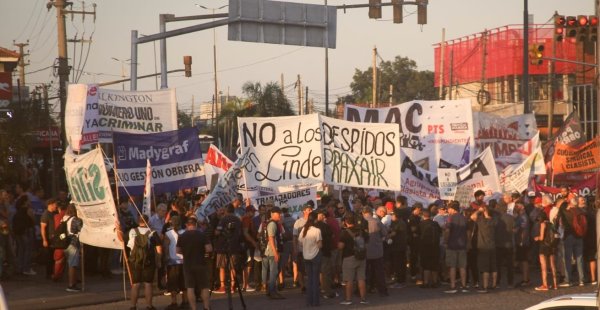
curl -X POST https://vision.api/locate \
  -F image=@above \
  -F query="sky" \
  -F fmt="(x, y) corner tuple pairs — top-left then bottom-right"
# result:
(0, 0), (593, 116)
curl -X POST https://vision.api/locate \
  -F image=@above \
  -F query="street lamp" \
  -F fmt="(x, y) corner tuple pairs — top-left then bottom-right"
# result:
(196, 3), (228, 148)
(111, 57), (131, 90)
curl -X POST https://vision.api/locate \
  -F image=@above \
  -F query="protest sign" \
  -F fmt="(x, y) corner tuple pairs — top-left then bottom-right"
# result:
(500, 146), (545, 193)
(79, 86), (177, 144)
(251, 187), (318, 216)
(64, 147), (122, 249)
(320, 115), (402, 190)
(551, 137), (600, 174)
(438, 168), (457, 200)
(113, 128), (206, 196)
(455, 147), (501, 198)
(204, 144), (235, 190)
(238, 114), (323, 188)
(400, 150), (441, 206)
(345, 100), (474, 170)
(454, 185), (472, 210)
(543, 111), (586, 160)
(495, 132), (545, 174)
(473, 112), (538, 158)
(64, 84), (88, 150)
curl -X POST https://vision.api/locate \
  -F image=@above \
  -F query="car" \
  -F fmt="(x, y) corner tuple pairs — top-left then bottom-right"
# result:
(525, 293), (598, 310)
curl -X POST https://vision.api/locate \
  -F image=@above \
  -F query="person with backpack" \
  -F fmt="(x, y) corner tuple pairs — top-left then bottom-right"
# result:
(259, 206), (285, 299)
(40, 198), (58, 279)
(63, 204), (83, 292)
(558, 197), (585, 287)
(298, 212), (323, 307)
(164, 216), (187, 310)
(127, 214), (162, 310)
(533, 211), (558, 291)
(338, 212), (368, 306)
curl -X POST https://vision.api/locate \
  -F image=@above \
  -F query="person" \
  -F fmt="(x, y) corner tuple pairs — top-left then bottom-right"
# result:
(63, 204), (83, 292)
(558, 198), (585, 287)
(339, 213), (368, 306)
(580, 196), (597, 285)
(363, 206), (388, 296)
(260, 206), (285, 299)
(127, 214), (162, 310)
(407, 203), (423, 281)
(279, 204), (295, 290)
(241, 205), (258, 292)
(444, 201), (468, 293)
(12, 195), (36, 275)
(213, 204), (243, 294)
(52, 201), (68, 281)
(164, 216), (187, 309)
(315, 208), (337, 299)
(388, 210), (408, 288)
(177, 216), (213, 310)
(419, 209), (441, 288)
(514, 203), (531, 286)
(533, 211), (558, 290)
(40, 198), (58, 279)
(293, 204), (313, 291)
(495, 204), (515, 288)
(298, 212), (322, 307)
(470, 190), (486, 211)
(471, 203), (497, 293)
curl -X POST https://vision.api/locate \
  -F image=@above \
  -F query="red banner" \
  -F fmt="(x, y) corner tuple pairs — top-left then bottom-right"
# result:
(33, 127), (61, 148)
(551, 137), (600, 175)
(534, 173), (598, 199)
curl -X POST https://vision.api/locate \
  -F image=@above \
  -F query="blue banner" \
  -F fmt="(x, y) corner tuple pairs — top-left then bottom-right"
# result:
(113, 128), (206, 196)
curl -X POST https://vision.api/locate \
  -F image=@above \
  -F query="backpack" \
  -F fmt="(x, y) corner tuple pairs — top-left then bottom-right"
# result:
(543, 220), (557, 247)
(347, 229), (367, 260)
(258, 220), (272, 256)
(571, 210), (588, 238)
(129, 228), (154, 268)
(52, 216), (73, 249)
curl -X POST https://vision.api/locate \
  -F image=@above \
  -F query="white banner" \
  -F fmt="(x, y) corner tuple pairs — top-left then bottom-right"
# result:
(79, 86), (177, 144)
(344, 100), (474, 170)
(437, 168), (458, 200)
(495, 132), (545, 174)
(320, 115), (401, 190)
(400, 149), (441, 206)
(65, 84), (88, 151)
(456, 147), (501, 198)
(500, 146), (545, 193)
(64, 147), (122, 249)
(252, 187), (318, 216)
(473, 112), (538, 159)
(238, 114), (323, 188)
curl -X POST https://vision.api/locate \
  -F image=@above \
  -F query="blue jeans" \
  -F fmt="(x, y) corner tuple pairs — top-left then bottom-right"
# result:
(262, 256), (278, 294)
(304, 252), (322, 307)
(563, 234), (584, 283)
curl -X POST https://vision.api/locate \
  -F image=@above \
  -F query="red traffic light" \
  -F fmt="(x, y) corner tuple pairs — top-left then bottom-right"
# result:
(555, 15), (566, 26)
(578, 15), (588, 26)
(590, 15), (599, 27)
(566, 16), (577, 27)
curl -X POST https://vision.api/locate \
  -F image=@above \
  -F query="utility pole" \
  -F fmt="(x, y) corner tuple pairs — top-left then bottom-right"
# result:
(439, 28), (446, 99)
(325, 0), (330, 116)
(480, 30), (488, 110)
(372, 46), (378, 107)
(523, 0), (530, 113)
(296, 75), (302, 115)
(280, 73), (284, 90)
(305, 86), (309, 114)
(191, 95), (195, 121)
(547, 26), (556, 140)
(389, 84), (393, 107)
(42, 84), (56, 196)
(449, 50), (454, 100)
(13, 41), (29, 85)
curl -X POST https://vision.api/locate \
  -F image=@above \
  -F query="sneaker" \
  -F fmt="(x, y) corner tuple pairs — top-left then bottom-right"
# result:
(558, 282), (572, 288)
(66, 286), (81, 292)
(360, 299), (369, 305)
(245, 286), (256, 292)
(23, 269), (37, 276)
(444, 289), (458, 294)
(340, 300), (353, 305)
(591, 281), (598, 285)
(213, 287), (227, 294)
(535, 285), (548, 291)
(164, 291), (172, 296)
(461, 287), (469, 293)
(579, 282), (585, 287)
(477, 289), (488, 294)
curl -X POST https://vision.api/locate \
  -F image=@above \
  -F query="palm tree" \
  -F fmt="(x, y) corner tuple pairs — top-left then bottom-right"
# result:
(242, 81), (294, 117)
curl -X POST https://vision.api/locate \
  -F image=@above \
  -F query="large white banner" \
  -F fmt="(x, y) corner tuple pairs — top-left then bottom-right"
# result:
(456, 147), (501, 198)
(251, 187), (318, 216)
(500, 146), (546, 193)
(238, 114), (323, 188)
(344, 100), (474, 170)
(65, 84), (88, 151)
(400, 150), (441, 206)
(64, 147), (122, 249)
(79, 86), (177, 144)
(320, 115), (401, 190)
(473, 112), (538, 159)
(495, 132), (546, 174)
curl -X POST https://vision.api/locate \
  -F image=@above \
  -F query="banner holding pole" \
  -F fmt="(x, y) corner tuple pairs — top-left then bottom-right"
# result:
(142, 159), (152, 218)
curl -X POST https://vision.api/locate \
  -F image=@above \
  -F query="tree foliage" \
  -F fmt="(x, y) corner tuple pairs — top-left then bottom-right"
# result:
(241, 81), (294, 117)
(177, 109), (192, 128)
(348, 56), (437, 105)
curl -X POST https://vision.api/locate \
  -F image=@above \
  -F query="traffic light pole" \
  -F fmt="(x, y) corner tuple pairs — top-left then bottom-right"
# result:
(523, 0), (530, 113)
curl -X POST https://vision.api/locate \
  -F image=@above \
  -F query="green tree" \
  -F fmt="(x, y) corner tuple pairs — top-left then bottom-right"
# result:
(348, 56), (437, 105)
(177, 109), (192, 128)
(241, 81), (294, 117)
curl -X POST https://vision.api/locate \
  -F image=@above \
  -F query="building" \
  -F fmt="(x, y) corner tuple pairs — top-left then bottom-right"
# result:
(433, 24), (597, 140)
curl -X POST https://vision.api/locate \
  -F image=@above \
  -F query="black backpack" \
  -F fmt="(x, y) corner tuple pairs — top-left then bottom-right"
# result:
(347, 229), (367, 260)
(129, 228), (154, 268)
(258, 220), (283, 256)
(52, 216), (73, 249)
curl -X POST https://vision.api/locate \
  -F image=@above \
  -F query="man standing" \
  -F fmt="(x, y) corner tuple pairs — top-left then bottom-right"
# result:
(362, 207), (388, 296)
(495, 204), (515, 288)
(177, 216), (213, 310)
(261, 206), (285, 299)
(407, 203), (422, 281)
(559, 197), (585, 287)
(128, 214), (162, 310)
(470, 190), (486, 211)
(213, 204), (243, 294)
(40, 198), (58, 279)
(315, 208), (336, 299)
(444, 202), (468, 293)
(241, 205), (258, 292)
(471, 204), (498, 293)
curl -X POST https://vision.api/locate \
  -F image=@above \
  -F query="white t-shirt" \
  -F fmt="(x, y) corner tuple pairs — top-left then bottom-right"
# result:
(298, 226), (321, 260)
(293, 217), (307, 251)
(165, 228), (184, 264)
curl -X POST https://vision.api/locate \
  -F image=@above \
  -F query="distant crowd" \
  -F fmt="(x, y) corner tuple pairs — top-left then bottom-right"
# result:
(0, 181), (598, 310)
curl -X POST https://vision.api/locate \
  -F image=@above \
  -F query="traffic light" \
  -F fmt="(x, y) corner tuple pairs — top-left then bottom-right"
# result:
(417, 0), (427, 25)
(554, 15), (565, 42)
(577, 15), (589, 41)
(590, 15), (598, 41)
(566, 16), (577, 39)
(183, 55), (192, 77)
(529, 43), (544, 66)
(368, 0), (382, 19)
(392, 0), (404, 24)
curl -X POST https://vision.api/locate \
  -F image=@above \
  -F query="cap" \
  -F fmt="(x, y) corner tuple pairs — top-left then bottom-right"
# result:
(245, 205), (256, 212)
(270, 206), (282, 214)
(534, 197), (543, 205)
(385, 201), (394, 212)
(302, 204), (313, 211)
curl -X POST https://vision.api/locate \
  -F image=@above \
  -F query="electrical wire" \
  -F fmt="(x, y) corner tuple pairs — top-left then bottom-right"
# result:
(14, 1), (41, 41)
(25, 65), (53, 75)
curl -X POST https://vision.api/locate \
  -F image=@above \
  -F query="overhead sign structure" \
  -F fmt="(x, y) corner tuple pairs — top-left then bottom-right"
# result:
(228, 0), (337, 48)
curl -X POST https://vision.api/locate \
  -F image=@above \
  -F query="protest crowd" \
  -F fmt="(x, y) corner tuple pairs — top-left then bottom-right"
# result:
(0, 177), (597, 309)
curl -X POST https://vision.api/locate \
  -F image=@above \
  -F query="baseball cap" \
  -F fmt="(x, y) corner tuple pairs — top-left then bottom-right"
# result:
(302, 204), (313, 211)
(270, 206), (282, 214)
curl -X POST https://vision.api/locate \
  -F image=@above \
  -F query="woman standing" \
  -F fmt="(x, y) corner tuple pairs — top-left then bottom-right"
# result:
(298, 212), (322, 307)
(534, 212), (558, 291)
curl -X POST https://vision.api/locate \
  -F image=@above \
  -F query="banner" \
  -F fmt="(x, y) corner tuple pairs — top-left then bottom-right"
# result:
(543, 111), (586, 160)
(65, 84), (89, 150)
(495, 132), (545, 173)
(551, 137), (600, 174)
(473, 112), (538, 158)
(238, 114), (323, 188)
(320, 115), (401, 190)
(80, 86), (177, 144)
(500, 146), (545, 193)
(64, 147), (122, 249)
(142, 159), (152, 218)
(204, 144), (235, 190)
(400, 150), (441, 206)
(438, 168), (458, 200)
(113, 128), (206, 196)
(345, 100), (474, 169)
(534, 173), (598, 199)
(251, 187), (318, 216)
(455, 147), (501, 198)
